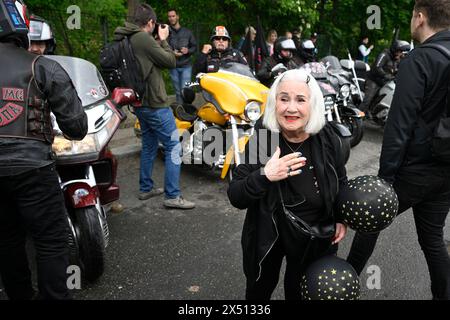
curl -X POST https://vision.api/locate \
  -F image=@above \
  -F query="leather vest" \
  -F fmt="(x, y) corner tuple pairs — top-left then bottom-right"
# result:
(0, 44), (53, 144)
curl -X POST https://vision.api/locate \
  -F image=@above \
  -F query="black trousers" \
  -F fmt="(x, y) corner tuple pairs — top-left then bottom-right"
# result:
(359, 79), (380, 114)
(246, 214), (338, 300)
(347, 173), (450, 300)
(0, 164), (71, 300)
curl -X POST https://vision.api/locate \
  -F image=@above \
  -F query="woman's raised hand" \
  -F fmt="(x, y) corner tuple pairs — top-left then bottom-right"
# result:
(264, 147), (307, 182)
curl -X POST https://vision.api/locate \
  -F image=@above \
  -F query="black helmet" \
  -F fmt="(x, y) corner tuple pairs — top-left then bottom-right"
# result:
(335, 175), (398, 233)
(300, 39), (317, 63)
(390, 40), (411, 55)
(300, 255), (361, 300)
(274, 36), (296, 61)
(29, 15), (56, 54)
(0, 0), (30, 49)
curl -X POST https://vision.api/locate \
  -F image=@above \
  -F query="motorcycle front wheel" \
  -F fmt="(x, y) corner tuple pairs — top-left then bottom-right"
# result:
(341, 116), (364, 147)
(73, 206), (106, 282)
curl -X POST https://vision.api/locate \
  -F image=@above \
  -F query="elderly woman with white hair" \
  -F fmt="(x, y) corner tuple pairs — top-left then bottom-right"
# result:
(228, 69), (349, 300)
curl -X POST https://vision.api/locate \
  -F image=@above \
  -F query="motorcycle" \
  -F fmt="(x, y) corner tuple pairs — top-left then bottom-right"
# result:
(135, 62), (268, 180)
(340, 58), (371, 103)
(320, 56), (365, 147)
(340, 57), (394, 126)
(300, 61), (364, 148)
(178, 62), (269, 180)
(48, 56), (136, 282)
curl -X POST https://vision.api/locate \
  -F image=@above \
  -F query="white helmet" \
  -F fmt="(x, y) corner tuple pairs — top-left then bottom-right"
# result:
(29, 15), (56, 54)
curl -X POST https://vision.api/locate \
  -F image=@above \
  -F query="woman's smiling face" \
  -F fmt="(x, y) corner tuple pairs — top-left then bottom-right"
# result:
(275, 80), (311, 134)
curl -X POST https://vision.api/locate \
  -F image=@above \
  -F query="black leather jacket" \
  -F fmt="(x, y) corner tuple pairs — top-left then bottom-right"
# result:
(257, 55), (303, 87)
(193, 47), (247, 75)
(168, 26), (197, 68)
(228, 122), (347, 285)
(379, 30), (450, 184)
(0, 42), (87, 176)
(367, 48), (397, 86)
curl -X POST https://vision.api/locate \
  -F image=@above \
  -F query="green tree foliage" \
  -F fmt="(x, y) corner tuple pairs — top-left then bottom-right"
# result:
(25, 0), (415, 65)
(27, 0), (126, 63)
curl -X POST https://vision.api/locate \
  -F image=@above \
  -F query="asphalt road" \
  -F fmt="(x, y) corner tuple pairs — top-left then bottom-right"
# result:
(1, 121), (449, 300)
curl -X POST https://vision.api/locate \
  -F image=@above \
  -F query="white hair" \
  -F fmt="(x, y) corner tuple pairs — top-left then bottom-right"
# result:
(262, 68), (326, 135)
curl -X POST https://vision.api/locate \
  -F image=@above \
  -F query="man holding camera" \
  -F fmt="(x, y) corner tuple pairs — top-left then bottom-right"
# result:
(114, 4), (195, 209)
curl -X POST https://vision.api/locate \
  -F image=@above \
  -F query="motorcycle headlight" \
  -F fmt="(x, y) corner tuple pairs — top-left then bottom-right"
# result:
(339, 84), (350, 98)
(52, 102), (121, 163)
(244, 101), (262, 122)
(350, 84), (359, 95)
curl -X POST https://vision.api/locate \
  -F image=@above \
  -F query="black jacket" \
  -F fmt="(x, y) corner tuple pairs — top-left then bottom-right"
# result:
(193, 47), (247, 75)
(379, 30), (450, 184)
(168, 26), (197, 68)
(227, 122), (347, 284)
(257, 55), (303, 87)
(0, 42), (87, 176)
(367, 48), (397, 86)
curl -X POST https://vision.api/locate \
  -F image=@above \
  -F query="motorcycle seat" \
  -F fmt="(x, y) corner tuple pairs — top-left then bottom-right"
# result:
(170, 102), (198, 122)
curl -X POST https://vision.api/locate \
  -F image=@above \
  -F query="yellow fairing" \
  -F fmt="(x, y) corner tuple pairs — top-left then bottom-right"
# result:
(200, 72), (268, 115)
(220, 136), (250, 179)
(197, 103), (227, 126)
(175, 118), (192, 135)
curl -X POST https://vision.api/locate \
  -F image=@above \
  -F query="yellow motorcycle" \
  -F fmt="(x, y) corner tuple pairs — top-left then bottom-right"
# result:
(135, 62), (268, 179)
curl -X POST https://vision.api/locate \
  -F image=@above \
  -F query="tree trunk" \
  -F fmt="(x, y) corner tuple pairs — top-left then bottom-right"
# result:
(127, 0), (140, 22)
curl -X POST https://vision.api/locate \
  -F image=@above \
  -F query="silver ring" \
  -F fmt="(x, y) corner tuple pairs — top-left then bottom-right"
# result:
(287, 167), (292, 176)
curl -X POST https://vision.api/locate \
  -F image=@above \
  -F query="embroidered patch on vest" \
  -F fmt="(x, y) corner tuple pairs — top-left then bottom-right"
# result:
(0, 103), (24, 127)
(2, 88), (25, 102)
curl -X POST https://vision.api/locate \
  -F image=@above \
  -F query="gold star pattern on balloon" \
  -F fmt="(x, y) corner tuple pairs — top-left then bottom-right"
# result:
(301, 266), (360, 300)
(337, 175), (399, 233)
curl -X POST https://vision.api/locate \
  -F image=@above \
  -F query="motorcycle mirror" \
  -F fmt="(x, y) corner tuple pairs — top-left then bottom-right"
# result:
(112, 88), (138, 107)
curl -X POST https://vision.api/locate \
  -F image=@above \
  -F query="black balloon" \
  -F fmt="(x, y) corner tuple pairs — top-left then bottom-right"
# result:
(335, 175), (398, 233)
(300, 255), (360, 300)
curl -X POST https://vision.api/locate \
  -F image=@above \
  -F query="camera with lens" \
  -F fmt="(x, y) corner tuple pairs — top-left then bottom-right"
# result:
(152, 23), (167, 38)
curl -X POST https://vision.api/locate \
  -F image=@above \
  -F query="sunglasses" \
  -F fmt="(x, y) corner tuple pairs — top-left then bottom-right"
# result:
(213, 37), (229, 42)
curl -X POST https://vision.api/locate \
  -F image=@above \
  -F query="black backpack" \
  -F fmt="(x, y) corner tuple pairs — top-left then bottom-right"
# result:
(418, 43), (450, 163)
(99, 35), (146, 101)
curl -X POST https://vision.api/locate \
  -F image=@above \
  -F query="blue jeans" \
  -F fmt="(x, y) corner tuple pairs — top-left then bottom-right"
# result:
(169, 66), (192, 104)
(135, 107), (181, 199)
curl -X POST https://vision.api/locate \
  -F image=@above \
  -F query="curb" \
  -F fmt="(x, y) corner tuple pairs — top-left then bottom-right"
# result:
(111, 143), (141, 160)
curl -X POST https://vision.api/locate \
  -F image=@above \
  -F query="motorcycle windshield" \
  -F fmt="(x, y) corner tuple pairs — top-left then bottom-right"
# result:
(45, 55), (109, 107)
(218, 62), (258, 79)
(201, 63), (268, 115)
(321, 56), (342, 72)
(300, 62), (328, 80)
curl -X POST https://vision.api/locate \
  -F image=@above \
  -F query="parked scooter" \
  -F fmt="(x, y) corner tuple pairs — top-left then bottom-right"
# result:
(48, 56), (136, 282)
(300, 61), (364, 147)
